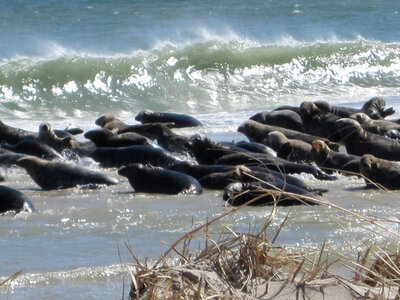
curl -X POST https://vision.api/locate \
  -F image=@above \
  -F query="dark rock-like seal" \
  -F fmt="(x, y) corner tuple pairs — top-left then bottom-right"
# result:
(234, 141), (276, 156)
(0, 185), (34, 214)
(95, 113), (128, 131)
(311, 140), (361, 175)
(89, 145), (182, 168)
(249, 109), (304, 131)
(223, 181), (322, 206)
(3, 140), (63, 160)
(359, 154), (400, 189)
(143, 123), (192, 155)
(118, 164), (202, 194)
(16, 156), (118, 190)
(84, 128), (154, 148)
(213, 152), (337, 181)
(350, 112), (400, 139)
(135, 110), (203, 128)
(238, 120), (339, 151)
(314, 97), (394, 120)
(335, 118), (400, 161)
(0, 120), (36, 144)
(266, 131), (312, 162)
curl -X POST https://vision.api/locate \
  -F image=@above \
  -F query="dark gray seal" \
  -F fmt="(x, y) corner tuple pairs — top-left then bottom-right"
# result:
(223, 181), (322, 206)
(84, 128), (154, 148)
(16, 156), (118, 190)
(0, 185), (34, 214)
(135, 110), (203, 128)
(335, 118), (400, 161)
(95, 113), (128, 131)
(314, 97), (394, 120)
(249, 109), (304, 131)
(118, 164), (202, 194)
(0, 120), (36, 144)
(238, 120), (339, 151)
(89, 145), (182, 168)
(359, 154), (400, 189)
(266, 131), (312, 162)
(350, 112), (400, 139)
(38, 122), (79, 152)
(3, 140), (63, 160)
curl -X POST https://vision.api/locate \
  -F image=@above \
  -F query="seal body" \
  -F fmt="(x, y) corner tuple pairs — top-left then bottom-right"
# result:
(3, 140), (63, 160)
(118, 164), (202, 194)
(135, 110), (203, 128)
(0, 185), (34, 214)
(249, 109), (304, 131)
(16, 156), (118, 190)
(89, 145), (182, 168)
(359, 154), (400, 189)
(223, 181), (322, 206)
(311, 140), (361, 175)
(84, 128), (153, 148)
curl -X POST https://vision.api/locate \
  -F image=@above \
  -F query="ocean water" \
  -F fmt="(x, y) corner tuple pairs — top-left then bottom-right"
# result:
(1, 1), (400, 299)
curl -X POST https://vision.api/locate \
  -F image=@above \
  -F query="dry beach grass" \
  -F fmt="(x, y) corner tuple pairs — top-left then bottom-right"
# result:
(124, 182), (400, 299)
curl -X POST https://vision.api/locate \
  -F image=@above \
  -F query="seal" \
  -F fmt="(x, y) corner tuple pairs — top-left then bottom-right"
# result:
(335, 118), (400, 161)
(143, 123), (193, 155)
(198, 165), (251, 190)
(266, 131), (312, 162)
(135, 110), (203, 128)
(359, 154), (400, 189)
(89, 145), (182, 168)
(95, 113), (128, 131)
(311, 140), (361, 175)
(38, 122), (79, 152)
(0, 185), (34, 214)
(213, 152), (337, 181)
(299, 101), (344, 141)
(2, 140), (63, 160)
(314, 97), (394, 120)
(118, 163), (202, 194)
(0, 120), (36, 144)
(16, 156), (118, 190)
(223, 181), (322, 206)
(350, 112), (400, 139)
(234, 141), (276, 156)
(84, 128), (154, 148)
(238, 120), (339, 151)
(249, 109), (304, 131)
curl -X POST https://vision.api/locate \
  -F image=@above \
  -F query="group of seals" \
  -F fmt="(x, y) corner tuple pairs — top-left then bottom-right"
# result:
(1, 98), (397, 214)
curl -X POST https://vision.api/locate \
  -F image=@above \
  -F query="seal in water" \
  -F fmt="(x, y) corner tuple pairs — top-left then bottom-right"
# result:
(118, 163), (202, 194)
(95, 113), (128, 131)
(223, 181), (323, 206)
(16, 156), (118, 190)
(0, 185), (34, 214)
(135, 110), (203, 128)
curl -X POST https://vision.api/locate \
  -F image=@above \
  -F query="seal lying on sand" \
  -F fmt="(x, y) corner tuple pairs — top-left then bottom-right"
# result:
(359, 154), (400, 189)
(16, 156), (118, 190)
(135, 110), (203, 128)
(0, 185), (34, 214)
(311, 140), (361, 175)
(118, 164), (202, 195)
(223, 181), (323, 206)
